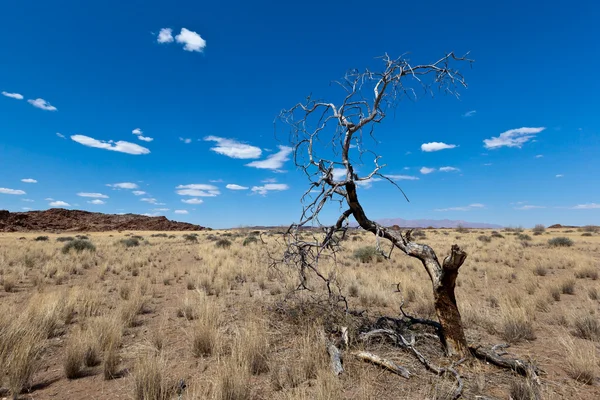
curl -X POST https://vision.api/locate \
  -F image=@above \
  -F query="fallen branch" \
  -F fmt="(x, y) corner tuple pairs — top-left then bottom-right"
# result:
(327, 343), (344, 376)
(470, 345), (540, 379)
(352, 351), (411, 379)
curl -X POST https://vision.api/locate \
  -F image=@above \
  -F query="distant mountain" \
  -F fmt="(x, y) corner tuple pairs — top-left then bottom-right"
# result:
(352, 217), (502, 229)
(0, 208), (206, 232)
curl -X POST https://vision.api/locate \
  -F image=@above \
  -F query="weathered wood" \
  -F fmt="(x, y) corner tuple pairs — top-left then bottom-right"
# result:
(471, 345), (540, 378)
(352, 351), (411, 379)
(327, 343), (344, 376)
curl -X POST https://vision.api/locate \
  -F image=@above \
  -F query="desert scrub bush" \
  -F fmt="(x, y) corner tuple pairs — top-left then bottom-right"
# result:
(34, 235), (49, 241)
(477, 235), (491, 243)
(491, 231), (504, 238)
(574, 267), (599, 280)
(412, 229), (426, 238)
(183, 234), (198, 242)
(581, 232), (593, 237)
(151, 233), (168, 238)
(532, 224), (545, 235)
(64, 335), (85, 379)
(120, 237), (140, 247)
(572, 312), (600, 341)
(191, 297), (220, 357)
(242, 236), (259, 246)
(499, 304), (536, 343)
(215, 238), (232, 249)
(56, 236), (75, 242)
(2, 275), (17, 292)
(456, 225), (468, 233)
(517, 233), (531, 241)
(352, 246), (383, 263)
(533, 265), (548, 277)
(561, 279), (576, 295)
(548, 237), (573, 247)
(561, 335), (598, 385)
(133, 352), (174, 400)
(581, 225), (600, 233)
(62, 239), (96, 254)
(214, 357), (251, 400)
(2, 330), (45, 398)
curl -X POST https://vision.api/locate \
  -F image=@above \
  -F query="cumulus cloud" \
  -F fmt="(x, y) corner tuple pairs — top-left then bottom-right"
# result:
(21, 178), (37, 183)
(226, 184), (249, 190)
(176, 184), (220, 197)
(175, 28), (206, 52)
(571, 203), (600, 210)
(132, 128), (153, 142)
(71, 135), (150, 155)
(49, 200), (70, 207)
(107, 182), (139, 189)
(439, 166), (459, 172)
(77, 192), (108, 198)
(204, 136), (262, 159)
(132, 190), (146, 196)
(463, 110), (476, 117)
(157, 28), (174, 43)
(0, 188), (26, 195)
(385, 175), (420, 181)
(27, 98), (57, 111)
(174, 209), (189, 214)
(421, 142), (457, 152)
(483, 127), (545, 149)
(420, 167), (435, 175)
(182, 198), (203, 204)
(56, 132), (66, 139)
(179, 137), (192, 144)
(2, 91), (23, 100)
(246, 146), (293, 171)
(434, 203), (485, 212)
(132, 128), (142, 135)
(88, 199), (105, 205)
(251, 183), (289, 195)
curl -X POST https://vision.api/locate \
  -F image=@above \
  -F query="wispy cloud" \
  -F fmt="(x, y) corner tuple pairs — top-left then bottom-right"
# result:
(77, 192), (108, 198)
(421, 142), (457, 152)
(435, 203), (484, 212)
(175, 28), (206, 52)
(535, 154), (544, 158)
(56, 132), (66, 139)
(157, 28), (174, 43)
(204, 136), (262, 159)
(2, 91), (23, 100)
(571, 203), (600, 210)
(420, 167), (435, 175)
(132, 190), (146, 196)
(0, 188), (26, 195)
(88, 199), (105, 205)
(463, 110), (476, 117)
(439, 166), (459, 172)
(22, 199), (34, 202)
(27, 98), (57, 111)
(515, 205), (546, 210)
(182, 198), (203, 204)
(71, 135), (150, 155)
(385, 175), (419, 181)
(251, 183), (289, 195)
(556, 174), (564, 178)
(153, 208), (170, 212)
(261, 178), (278, 183)
(141, 198), (158, 204)
(179, 137), (192, 144)
(226, 184), (249, 190)
(174, 209), (189, 214)
(176, 184), (220, 197)
(21, 178), (37, 183)
(483, 127), (545, 149)
(49, 200), (70, 207)
(107, 182), (139, 189)
(246, 146), (293, 171)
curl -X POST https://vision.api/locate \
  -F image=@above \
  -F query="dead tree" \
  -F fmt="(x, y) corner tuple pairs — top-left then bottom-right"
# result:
(279, 52), (473, 358)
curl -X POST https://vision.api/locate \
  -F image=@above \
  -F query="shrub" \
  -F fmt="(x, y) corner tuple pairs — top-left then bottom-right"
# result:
(215, 239), (232, 249)
(581, 225), (599, 233)
(491, 231), (505, 238)
(477, 235), (491, 243)
(34, 236), (49, 241)
(574, 268), (599, 280)
(532, 224), (545, 234)
(548, 237), (573, 247)
(561, 279), (576, 295)
(120, 237), (140, 247)
(572, 313), (600, 341)
(132, 352), (173, 400)
(56, 236), (75, 242)
(242, 236), (258, 246)
(456, 225), (468, 233)
(353, 246), (383, 263)
(3, 275), (17, 292)
(183, 234), (198, 242)
(412, 229), (426, 238)
(151, 233), (168, 238)
(131, 235), (144, 240)
(517, 233), (531, 241)
(62, 239), (96, 254)
(581, 232), (592, 237)
(76, 235), (89, 240)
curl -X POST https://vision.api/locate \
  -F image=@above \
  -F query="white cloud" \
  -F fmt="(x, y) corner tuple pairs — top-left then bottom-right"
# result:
(226, 184), (249, 190)
(483, 127), (545, 149)
(421, 142), (457, 152)
(138, 135), (153, 142)
(439, 166), (459, 172)
(179, 137), (192, 144)
(22, 207), (32, 210)
(0, 188), (26, 195)
(463, 110), (476, 117)
(571, 203), (600, 210)
(483, 163), (492, 166)
(77, 192), (108, 198)
(251, 183), (289, 195)
(21, 178), (37, 183)
(22, 199), (34, 202)
(176, 184), (220, 197)
(246, 146), (293, 170)
(153, 208), (170, 212)
(56, 132), (65, 139)
(420, 167), (435, 175)
(175, 28), (206, 52)
(141, 198), (158, 204)
(88, 199), (105, 205)
(45, 197), (54, 201)
(515, 205), (546, 210)
(132, 128), (153, 141)
(535, 154), (543, 158)
(27, 98), (57, 111)
(157, 28), (174, 43)
(2, 91), (23, 100)
(108, 182), (139, 189)
(132, 190), (146, 196)
(434, 203), (485, 212)
(71, 135), (150, 155)
(204, 136), (262, 159)
(49, 200), (70, 207)
(174, 209), (189, 214)
(132, 128), (143, 135)
(261, 178), (278, 183)
(556, 174), (564, 178)
(209, 179), (224, 183)
(182, 198), (204, 204)
(142, 212), (161, 217)
(385, 175), (420, 181)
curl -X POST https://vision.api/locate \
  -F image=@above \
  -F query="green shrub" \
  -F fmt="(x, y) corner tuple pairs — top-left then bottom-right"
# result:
(56, 236), (75, 242)
(151, 233), (168, 238)
(62, 239), (96, 254)
(581, 232), (592, 237)
(353, 246), (383, 263)
(548, 237), (573, 247)
(183, 234), (198, 242)
(215, 239), (232, 249)
(243, 236), (258, 246)
(491, 231), (504, 239)
(120, 238), (140, 247)
(477, 235), (491, 243)
(517, 233), (531, 241)
(34, 236), (49, 241)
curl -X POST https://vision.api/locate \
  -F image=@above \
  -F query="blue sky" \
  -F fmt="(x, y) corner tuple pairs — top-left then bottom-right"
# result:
(1, 0), (598, 228)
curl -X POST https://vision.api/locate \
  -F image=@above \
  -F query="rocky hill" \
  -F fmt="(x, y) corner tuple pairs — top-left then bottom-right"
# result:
(0, 208), (205, 232)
